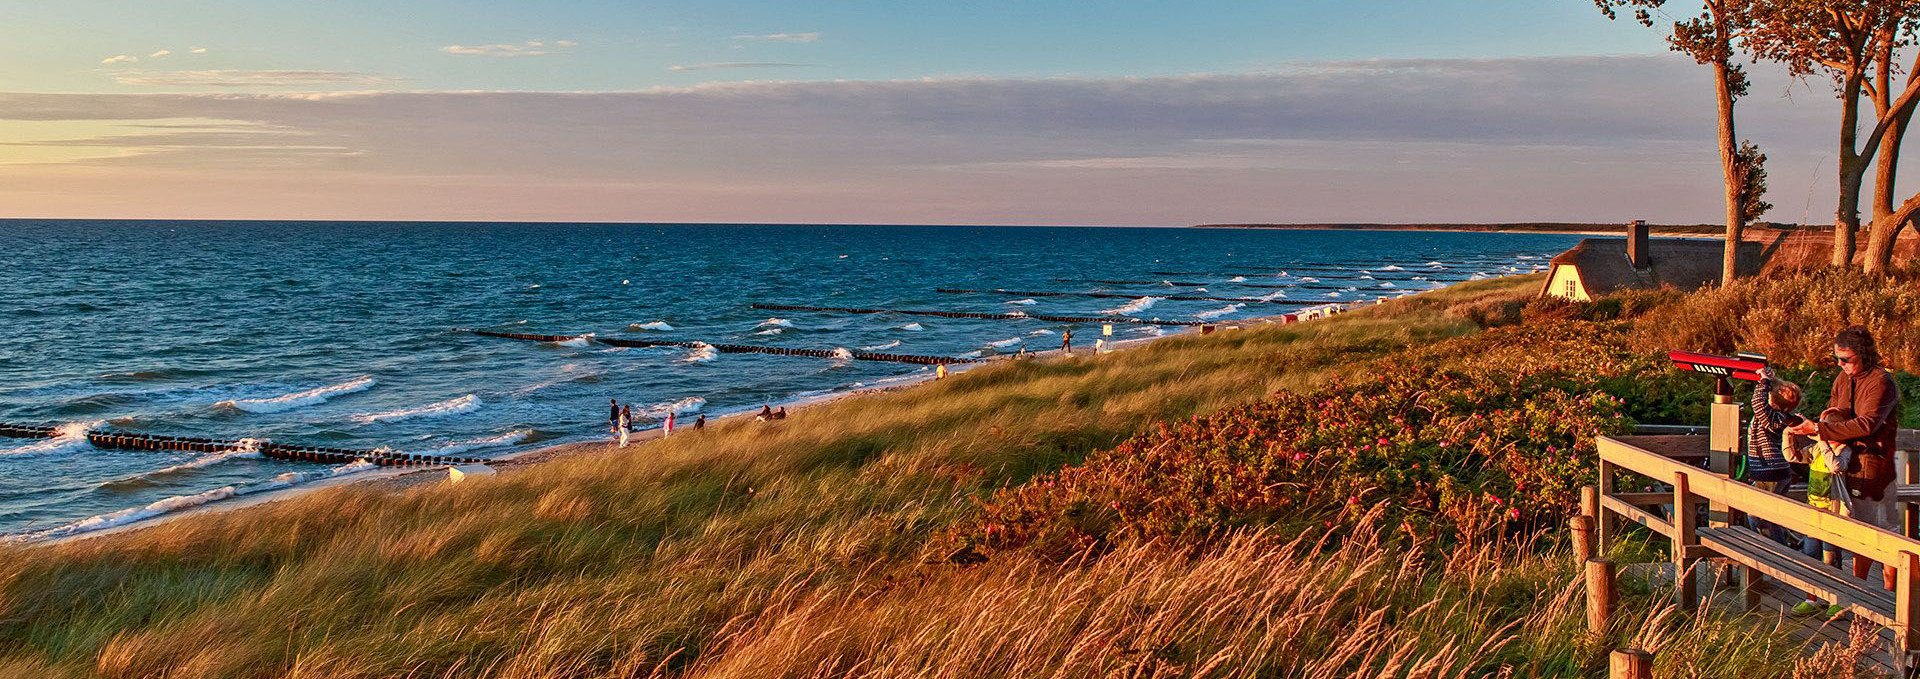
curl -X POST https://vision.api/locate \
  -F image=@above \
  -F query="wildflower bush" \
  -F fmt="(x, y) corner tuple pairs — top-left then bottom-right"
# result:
(964, 321), (1700, 560)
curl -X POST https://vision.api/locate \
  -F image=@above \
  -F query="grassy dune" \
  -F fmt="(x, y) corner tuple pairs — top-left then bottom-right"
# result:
(0, 277), (1545, 678)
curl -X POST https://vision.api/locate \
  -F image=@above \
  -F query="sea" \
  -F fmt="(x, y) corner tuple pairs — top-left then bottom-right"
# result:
(0, 221), (1580, 540)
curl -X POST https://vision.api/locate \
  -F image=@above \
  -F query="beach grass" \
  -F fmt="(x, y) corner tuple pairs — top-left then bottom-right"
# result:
(0, 277), (1549, 678)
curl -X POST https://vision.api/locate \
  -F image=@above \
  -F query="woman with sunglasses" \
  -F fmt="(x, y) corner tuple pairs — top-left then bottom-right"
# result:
(1789, 325), (1902, 591)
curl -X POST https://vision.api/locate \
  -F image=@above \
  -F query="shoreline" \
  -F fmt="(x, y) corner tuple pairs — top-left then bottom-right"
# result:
(32, 313), (1267, 547)
(1189, 223), (1731, 238)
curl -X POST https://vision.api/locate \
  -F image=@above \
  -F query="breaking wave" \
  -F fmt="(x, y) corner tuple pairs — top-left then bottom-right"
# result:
(830, 347), (855, 361)
(755, 328), (785, 336)
(685, 343), (719, 363)
(1193, 303), (1244, 320)
(641, 398), (706, 419)
(354, 394), (481, 424)
(861, 340), (902, 351)
(404, 430), (532, 457)
(1380, 265), (1405, 271)
(555, 334), (594, 348)
(1101, 296), (1162, 315)
(0, 421), (100, 457)
(756, 318), (794, 329)
(629, 321), (675, 331)
(216, 376), (375, 414)
(898, 323), (924, 331)
(1006, 299), (1038, 306)
(987, 337), (1024, 348)
(1229, 276), (1247, 282)
(98, 440), (266, 487)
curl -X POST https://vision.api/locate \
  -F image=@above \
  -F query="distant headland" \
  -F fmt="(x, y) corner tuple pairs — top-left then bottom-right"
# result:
(1191, 222), (1812, 236)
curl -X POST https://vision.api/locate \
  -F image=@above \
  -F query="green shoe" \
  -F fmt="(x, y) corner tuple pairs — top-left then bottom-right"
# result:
(1824, 604), (1845, 619)
(1790, 601), (1824, 617)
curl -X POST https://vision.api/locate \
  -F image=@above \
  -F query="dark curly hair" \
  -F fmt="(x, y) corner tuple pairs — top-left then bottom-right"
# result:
(1834, 325), (1882, 371)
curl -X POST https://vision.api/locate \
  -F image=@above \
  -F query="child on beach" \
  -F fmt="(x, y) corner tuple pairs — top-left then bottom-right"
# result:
(1745, 368), (1801, 542)
(1791, 409), (1856, 618)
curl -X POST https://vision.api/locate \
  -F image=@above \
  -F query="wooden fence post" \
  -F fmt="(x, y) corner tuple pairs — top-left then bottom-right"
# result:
(1609, 648), (1653, 679)
(1904, 449), (1918, 539)
(1898, 551), (1919, 676)
(1672, 472), (1698, 611)
(1587, 558), (1616, 637)
(1596, 463), (1617, 548)
(1571, 515), (1596, 565)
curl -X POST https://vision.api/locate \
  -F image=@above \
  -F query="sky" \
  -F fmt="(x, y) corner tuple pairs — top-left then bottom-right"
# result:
(0, 1), (1866, 225)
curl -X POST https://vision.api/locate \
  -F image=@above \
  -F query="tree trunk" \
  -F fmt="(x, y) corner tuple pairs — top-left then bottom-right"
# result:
(1865, 104), (1913, 275)
(1837, 75), (1867, 268)
(1713, 52), (1742, 285)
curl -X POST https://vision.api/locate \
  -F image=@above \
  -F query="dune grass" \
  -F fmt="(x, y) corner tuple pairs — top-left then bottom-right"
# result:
(0, 277), (1547, 678)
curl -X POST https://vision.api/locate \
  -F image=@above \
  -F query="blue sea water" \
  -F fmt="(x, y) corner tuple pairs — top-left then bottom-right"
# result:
(0, 221), (1580, 538)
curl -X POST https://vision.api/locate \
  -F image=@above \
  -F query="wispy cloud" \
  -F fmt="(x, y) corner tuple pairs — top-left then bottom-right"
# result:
(440, 40), (576, 57)
(0, 56), (1844, 224)
(666, 62), (815, 72)
(733, 32), (821, 43)
(109, 70), (395, 88)
(149, 49), (172, 59)
(189, 47), (208, 55)
(100, 55), (137, 65)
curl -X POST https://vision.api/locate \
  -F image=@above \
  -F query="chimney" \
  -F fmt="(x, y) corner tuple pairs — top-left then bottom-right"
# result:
(1627, 220), (1649, 269)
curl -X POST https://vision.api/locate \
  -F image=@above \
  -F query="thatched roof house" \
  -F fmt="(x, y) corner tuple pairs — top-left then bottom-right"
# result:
(1541, 221), (1761, 301)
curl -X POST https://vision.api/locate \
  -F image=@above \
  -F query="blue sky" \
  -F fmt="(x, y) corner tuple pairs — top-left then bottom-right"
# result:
(6, 1), (1667, 92)
(0, 2), (1852, 224)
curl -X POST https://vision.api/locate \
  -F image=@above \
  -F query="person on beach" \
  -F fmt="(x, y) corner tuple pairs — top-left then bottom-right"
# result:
(757, 405), (773, 422)
(616, 404), (632, 449)
(774, 407), (787, 420)
(1791, 409), (1858, 618)
(608, 398), (620, 430)
(695, 414), (706, 431)
(664, 410), (675, 437)
(1061, 328), (1073, 355)
(1788, 326), (1902, 592)
(1744, 367), (1802, 545)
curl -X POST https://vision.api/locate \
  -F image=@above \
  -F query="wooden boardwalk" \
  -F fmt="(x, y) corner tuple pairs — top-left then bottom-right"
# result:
(1630, 561), (1898, 675)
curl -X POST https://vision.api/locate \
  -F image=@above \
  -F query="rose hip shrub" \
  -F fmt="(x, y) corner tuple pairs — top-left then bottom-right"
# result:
(965, 321), (1691, 561)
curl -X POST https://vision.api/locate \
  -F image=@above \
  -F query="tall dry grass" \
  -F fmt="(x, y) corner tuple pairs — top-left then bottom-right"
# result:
(0, 277), (1543, 678)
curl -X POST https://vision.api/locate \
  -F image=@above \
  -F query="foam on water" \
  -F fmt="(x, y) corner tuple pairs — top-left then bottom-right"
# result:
(12, 485), (240, 542)
(1229, 276), (1247, 282)
(1101, 296), (1161, 315)
(755, 328), (785, 336)
(555, 334), (594, 348)
(685, 343), (719, 363)
(1298, 277), (1320, 283)
(1256, 290), (1288, 301)
(861, 340), (902, 351)
(629, 321), (675, 331)
(0, 421), (101, 457)
(898, 322), (924, 331)
(987, 337), (1023, 348)
(98, 440), (266, 487)
(1005, 299), (1038, 306)
(756, 318), (794, 329)
(216, 376), (375, 414)
(1028, 329), (1055, 336)
(1380, 265), (1405, 271)
(1193, 303), (1244, 320)
(641, 397), (706, 419)
(403, 429), (532, 456)
(830, 347), (855, 361)
(354, 394), (481, 424)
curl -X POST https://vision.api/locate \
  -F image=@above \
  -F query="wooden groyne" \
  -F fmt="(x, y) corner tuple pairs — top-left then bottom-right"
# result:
(748, 303), (1207, 327)
(473, 331), (979, 366)
(0, 424), (488, 466)
(934, 289), (1313, 305)
(1052, 278), (1212, 287)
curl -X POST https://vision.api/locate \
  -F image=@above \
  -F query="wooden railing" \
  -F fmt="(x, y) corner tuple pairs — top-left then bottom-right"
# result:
(1592, 433), (1920, 674)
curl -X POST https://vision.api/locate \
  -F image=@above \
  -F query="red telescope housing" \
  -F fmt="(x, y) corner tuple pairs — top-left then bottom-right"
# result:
(1667, 350), (1768, 382)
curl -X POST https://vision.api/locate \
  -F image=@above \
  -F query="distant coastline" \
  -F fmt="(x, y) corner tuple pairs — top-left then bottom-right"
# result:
(1191, 222), (1808, 237)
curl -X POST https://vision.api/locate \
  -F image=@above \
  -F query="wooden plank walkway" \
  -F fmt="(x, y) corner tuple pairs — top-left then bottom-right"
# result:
(1628, 561), (1898, 675)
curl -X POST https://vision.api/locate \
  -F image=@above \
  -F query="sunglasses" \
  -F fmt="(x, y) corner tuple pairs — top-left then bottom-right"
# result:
(1833, 353), (1857, 365)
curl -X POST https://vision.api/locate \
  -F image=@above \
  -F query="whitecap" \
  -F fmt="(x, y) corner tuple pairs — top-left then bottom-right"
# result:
(1381, 282), (1397, 288)
(1193, 287), (1208, 292)
(684, 343), (719, 363)
(1298, 277), (1320, 283)
(1469, 272), (1490, 280)
(898, 322), (924, 331)
(1101, 296), (1162, 315)
(99, 440), (266, 486)
(755, 328), (785, 336)
(641, 397), (706, 420)
(861, 340), (902, 351)
(1380, 265), (1405, 271)
(1425, 261), (1446, 267)
(353, 395), (481, 424)
(830, 347), (855, 361)
(629, 321), (674, 332)
(0, 421), (101, 457)
(1006, 299), (1038, 306)
(1194, 303), (1244, 320)
(555, 334), (594, 348)
(216, 376), (375, 414)
(1257, 290), (1288, 301)
(955, 350), (984, 359)
(1133, 326), (1165, 336)
(1229, 276), (1247, 282)
(756, 318), (794, 329)
(12, 485), (239, 542)
(987, 337), (1024, 348)
(1028, 329), (1055, 336)
(403, 430), (532, 456)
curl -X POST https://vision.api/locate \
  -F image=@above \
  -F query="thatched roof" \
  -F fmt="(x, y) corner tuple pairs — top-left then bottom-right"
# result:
(1541, 237), (1763, 297)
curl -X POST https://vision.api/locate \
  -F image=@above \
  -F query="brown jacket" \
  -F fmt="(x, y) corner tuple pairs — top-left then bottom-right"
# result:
(1819, 367), (1901, 499)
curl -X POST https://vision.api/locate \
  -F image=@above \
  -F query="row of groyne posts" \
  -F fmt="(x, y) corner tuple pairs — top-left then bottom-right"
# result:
(0, 422), (487, 467)
(468, 292), (1393, 367)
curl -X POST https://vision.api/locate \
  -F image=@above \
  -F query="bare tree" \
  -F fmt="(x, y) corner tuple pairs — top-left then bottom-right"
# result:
(1595, 0), (1763, 285)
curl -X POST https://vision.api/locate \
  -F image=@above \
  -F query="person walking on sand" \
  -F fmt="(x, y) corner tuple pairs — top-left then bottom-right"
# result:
(617, 404), (632, 448)
(608, 398), (620, 430)
(1061, 327), (1073, 355)
(1788, 325), (1902, 591)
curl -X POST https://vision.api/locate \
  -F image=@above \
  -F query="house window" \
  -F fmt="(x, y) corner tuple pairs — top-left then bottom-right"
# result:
(1565, 280), (1578, 299)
